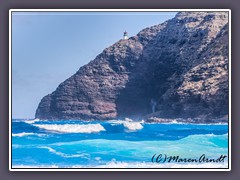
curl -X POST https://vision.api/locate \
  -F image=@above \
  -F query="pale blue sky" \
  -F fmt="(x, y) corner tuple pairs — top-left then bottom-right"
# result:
(12, 11), (177, 118)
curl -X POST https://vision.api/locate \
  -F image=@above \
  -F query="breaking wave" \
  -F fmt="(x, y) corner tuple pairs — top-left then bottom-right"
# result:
(34, 123), (105, 133)
(12, 132), (34, 137)
(24, 118), (40, 124)
(12, 118), (228, 169)
(108, 118), (144, 131)
(12, 132), (46, 137)
(123, 121), (143, 131)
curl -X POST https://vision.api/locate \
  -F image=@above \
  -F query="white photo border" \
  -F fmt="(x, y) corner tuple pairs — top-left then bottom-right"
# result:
(9, 9), (231, 171)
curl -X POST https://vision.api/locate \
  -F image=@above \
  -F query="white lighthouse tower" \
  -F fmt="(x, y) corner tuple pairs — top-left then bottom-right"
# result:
(123, 31), (128, 40)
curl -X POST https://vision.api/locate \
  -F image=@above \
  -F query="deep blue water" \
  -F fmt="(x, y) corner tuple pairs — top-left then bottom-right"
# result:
(12, 119), (228, 168)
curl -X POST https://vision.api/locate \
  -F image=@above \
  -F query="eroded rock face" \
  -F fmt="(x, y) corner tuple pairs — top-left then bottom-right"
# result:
(36, 12), (229, 122)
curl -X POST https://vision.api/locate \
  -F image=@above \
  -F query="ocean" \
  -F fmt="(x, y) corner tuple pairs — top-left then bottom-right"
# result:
(11, 119), (229, 169)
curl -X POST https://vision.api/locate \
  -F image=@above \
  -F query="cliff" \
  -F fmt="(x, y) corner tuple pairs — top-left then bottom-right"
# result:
(35, 12), (229, 123)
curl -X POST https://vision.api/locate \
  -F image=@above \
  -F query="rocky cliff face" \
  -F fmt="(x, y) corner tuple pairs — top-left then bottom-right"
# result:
(35, 12), (229, 123)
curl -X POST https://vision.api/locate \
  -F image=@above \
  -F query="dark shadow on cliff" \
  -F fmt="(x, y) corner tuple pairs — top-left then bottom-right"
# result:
(115, 20), (229, 121)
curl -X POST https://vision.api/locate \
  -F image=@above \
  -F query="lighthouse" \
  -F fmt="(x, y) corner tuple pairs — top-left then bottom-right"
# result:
(123, 31), (128, 40)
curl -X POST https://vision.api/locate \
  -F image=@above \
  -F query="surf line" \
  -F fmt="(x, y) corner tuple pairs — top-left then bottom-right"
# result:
(151, 154), (227, 163)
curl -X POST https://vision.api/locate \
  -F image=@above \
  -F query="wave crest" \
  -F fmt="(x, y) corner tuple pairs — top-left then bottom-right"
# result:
(12, 132), (34, 137)
(12, 132), (46, 137)
(123, 121), (143, 131)
(25, 118), (40, 124)
(34, 123), (105, 133)
(108, 118), (144, 131)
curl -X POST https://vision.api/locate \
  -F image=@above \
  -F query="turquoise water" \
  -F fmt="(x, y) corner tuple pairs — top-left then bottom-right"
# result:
(12, 119), (228, 168)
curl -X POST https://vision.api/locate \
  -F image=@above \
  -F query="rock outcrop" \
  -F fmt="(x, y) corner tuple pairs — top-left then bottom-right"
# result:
(36, 12), (229, 123)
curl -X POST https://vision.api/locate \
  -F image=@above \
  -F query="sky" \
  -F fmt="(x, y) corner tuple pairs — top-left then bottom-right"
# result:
(12, 11), (177, 119)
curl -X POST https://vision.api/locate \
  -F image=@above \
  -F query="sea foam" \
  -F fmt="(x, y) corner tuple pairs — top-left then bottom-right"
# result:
(12, 132), (46, 137)
(34, 123), (105, 133)
(25, 118), (40, 124)
(12, 132), (35, 137)
(123, 121), (143, 131)
(108, 118), (144, 131)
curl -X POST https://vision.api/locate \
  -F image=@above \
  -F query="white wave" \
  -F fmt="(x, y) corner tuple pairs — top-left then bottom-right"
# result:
(12, 132), (34, 137)
(12, 132), (35, 137)
(108, 118), (144, 131)
(12, 132), (46, 137)
(34, 123), (105, 133)
(25, 118), (40, 124)
(40, 146), (87, 158)
(123, 121), (143, 131)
